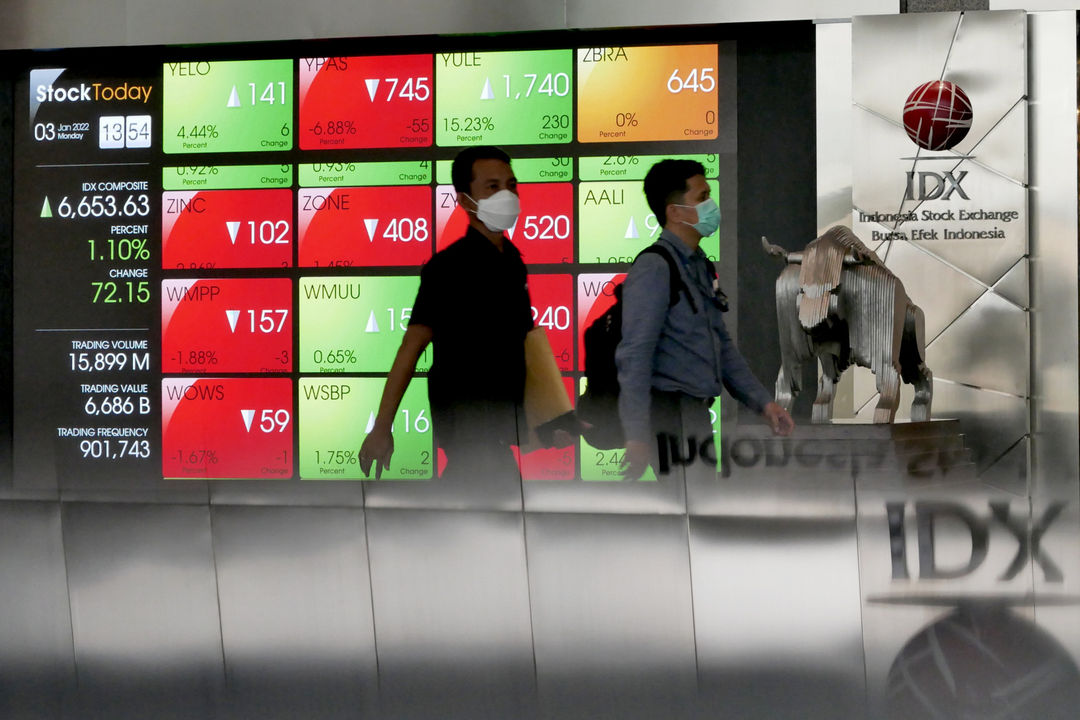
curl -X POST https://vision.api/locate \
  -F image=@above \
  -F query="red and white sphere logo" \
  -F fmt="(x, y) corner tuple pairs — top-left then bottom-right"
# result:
(902, 80), (973, 151)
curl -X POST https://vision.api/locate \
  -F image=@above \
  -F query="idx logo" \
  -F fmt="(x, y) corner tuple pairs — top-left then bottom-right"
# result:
(904, 170), (970, 201)
(887, 501), (1065, 582)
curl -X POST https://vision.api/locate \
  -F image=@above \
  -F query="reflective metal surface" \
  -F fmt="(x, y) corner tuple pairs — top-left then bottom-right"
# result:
(524, 512), (697, 718)
(62, 502), (224, 720)
(566, 0), (898, 28)
(691, 515), (866, 719)
(924, 289), (1029, 396)
(0, 502), (75, 719)
(365, 508), (536, 719)
(211, 505), (377, 719)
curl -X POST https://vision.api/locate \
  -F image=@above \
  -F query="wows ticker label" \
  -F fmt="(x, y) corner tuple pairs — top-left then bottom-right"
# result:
(162, 377), (293, 479)
(162, 278), (293, 373)
(162, 189), (293, 269)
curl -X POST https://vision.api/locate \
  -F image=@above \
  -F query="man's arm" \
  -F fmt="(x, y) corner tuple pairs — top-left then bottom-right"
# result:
(615, 254), (670, 479)
(359, 324), (433, 478)
(715, 318), (793, 436)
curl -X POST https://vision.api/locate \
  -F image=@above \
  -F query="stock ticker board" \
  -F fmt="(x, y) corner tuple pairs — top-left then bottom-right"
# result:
(12, 39), (731, 486)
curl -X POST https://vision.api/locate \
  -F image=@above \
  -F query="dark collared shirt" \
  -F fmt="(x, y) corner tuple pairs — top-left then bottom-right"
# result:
(615, 230), (773, 444)
(410, 226), (534, 442)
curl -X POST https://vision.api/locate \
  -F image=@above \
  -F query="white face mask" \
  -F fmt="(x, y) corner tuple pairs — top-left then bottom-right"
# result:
(465, 189), (520, 233)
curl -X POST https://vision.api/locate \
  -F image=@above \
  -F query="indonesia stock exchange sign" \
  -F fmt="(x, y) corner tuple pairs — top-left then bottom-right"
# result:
(852, 11), (1027, 294)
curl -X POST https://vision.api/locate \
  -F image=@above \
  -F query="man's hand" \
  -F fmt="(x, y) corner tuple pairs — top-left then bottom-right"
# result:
(762, 401), (795, 436)
(621, 439), (652, 481)
(360, 427), (394, 479)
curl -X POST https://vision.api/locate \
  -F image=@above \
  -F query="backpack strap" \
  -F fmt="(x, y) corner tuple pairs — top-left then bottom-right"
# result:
(636, 244), (698, 313)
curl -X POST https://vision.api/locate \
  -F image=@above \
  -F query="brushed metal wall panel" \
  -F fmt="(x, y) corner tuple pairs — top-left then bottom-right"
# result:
(992, 258), (1029, 308)
(1028, 10), (1080, 673)
(0, 502), (75, 720)
(816, 21), (854, 235)
(363, 473), (525, 513)
(210, 506), (377, 720)
(690, 515), (866, 719)
(925, 290), (1029, 396)
(524, 513), (697, 719)
(978, 435), (1028, 497)
(522, 475), (688, 515)
(876, 241), (987, 340)
(855, 481), (1044, 717)
(567, 0), (897, 28)
(365, 508), (536, 719)
(927, 380), (1027, 474)
(209, 480), (364, 508)
(62, 503), (224, 720)
(1028, 10), (1079, 495)
(853, 13), (960, 116)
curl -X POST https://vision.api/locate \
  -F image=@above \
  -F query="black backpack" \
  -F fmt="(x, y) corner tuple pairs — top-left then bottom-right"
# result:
(577, 244), (714, 449)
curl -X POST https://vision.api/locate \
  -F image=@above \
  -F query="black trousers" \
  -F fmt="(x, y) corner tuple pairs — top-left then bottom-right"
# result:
(649, 389), (719, 482)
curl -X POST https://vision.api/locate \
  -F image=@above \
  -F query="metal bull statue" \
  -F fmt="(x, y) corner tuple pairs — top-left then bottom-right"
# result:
(762, 225), (932, 423)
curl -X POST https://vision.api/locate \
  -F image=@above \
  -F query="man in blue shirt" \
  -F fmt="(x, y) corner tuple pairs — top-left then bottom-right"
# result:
(616, 159), (794, 480)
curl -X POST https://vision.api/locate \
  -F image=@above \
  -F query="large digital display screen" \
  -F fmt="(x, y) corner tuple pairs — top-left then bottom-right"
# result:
(12, 37), (734, 486)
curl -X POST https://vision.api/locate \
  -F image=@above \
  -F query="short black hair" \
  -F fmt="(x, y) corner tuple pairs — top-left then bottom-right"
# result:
(451, 146), (512, 193)
(643, 159), (707, 227)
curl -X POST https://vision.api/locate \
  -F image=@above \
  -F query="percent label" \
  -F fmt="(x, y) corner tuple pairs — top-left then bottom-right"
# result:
(577, 45), (719, 143)
(435, 49), (573, 146)
(298, 276), (428, 373)
(298, 186), (432, 267)
(162, 189), (293, 269)
(299, 55), (433, 149)
(162, 278), (293, 373)
(162, 377), (293, 479)
(163, 59), (293, 154)
(298, 377), (433, 480)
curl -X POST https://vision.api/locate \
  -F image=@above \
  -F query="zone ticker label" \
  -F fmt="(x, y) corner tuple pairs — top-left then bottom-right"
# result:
(298, 186), (433, 268)
(163, 59), (293, 153)
(299, 377), (434, 480)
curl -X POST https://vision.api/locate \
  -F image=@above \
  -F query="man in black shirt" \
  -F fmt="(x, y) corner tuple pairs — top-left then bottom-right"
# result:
(360, 146), (533, 481)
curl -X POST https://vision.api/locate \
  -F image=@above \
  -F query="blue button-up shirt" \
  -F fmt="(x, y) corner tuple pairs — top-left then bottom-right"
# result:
(615, 230), (774, 444)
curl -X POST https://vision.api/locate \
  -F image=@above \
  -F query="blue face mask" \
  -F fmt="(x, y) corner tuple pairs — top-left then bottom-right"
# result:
(677, 198), (721, 237)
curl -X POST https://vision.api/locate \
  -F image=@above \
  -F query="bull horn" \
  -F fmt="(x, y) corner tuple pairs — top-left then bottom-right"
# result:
(761, 236), (789, 259)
